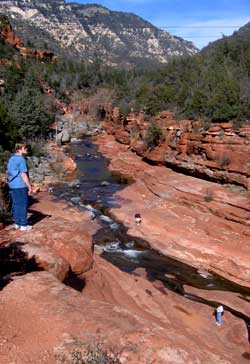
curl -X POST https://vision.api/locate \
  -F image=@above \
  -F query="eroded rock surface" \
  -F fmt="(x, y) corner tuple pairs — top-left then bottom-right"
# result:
(104, 108), (250, 188)
(0, 261), (249, 364)
(95, 133), (250, 288)
(82, 255), (250, 364)
(0, 194), (94, 277)
(1, 154), (250, 363)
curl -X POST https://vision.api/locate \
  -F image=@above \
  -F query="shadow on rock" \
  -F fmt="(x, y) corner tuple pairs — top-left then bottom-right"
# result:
(28, 208), (52, 226)
(28, 195), (52, 226)
(63, 270), (86, 292)
(242, 352), (250, 360)
(0, 242), (43, 290)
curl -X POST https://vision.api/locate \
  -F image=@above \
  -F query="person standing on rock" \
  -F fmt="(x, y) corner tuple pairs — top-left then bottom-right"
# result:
(134, 213), (142, 225)
(7, 143), (33, 231)
(215, 305), (224, 326)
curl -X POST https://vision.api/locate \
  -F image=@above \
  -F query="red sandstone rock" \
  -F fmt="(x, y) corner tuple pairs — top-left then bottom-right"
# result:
(208, 126), (222, 133)
(0, 194), (94, 275)
(1, 269), (244, 364)
(0, 18), (55, 63)
(96, 133), (250, 288)
(1, 178), (250, 363)
(157, 110), (176, 120)
(49, 146), (77, 177)
(17, 46), (56, 62)
(131, 139), (147, 156)
(82, 256), (249, 364)
(0, 272), (176, 364)
(184, 285), (250, 319)
(219, 122), (233, 130)
(18, 46), (36, 58)
(114, 128), (131, 144)
(104, 109), (250, 189)
(0, 22), (23, 48)
(238, 125), (250, 132)
(145, 142), (167, 163)
(36, 49), (55, 62)
(21, 242), (69, 281)
(62, 156), (77, 172)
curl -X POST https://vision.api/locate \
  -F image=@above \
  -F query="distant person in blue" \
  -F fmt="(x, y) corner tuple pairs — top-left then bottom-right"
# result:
(7, 143), (33, 231)
(215, 305), (224, 326)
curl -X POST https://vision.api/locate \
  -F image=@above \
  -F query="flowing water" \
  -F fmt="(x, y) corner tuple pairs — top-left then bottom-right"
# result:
(53, 138), (250, 326)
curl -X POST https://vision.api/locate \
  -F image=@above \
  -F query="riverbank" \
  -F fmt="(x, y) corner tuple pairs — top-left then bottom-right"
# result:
(95, 132), (250, 288)
(0, 192), (249, 364)
(1, 134), (250, 363)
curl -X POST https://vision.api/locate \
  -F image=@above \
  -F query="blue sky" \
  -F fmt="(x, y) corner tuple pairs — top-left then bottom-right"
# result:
(65, 0), (250, 49)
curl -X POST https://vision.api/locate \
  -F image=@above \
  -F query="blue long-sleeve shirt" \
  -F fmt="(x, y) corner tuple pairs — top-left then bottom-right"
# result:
(7, 154), (28, 189)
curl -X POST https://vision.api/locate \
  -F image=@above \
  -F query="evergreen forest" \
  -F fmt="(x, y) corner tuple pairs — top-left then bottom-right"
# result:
(1, 16), (250, 163)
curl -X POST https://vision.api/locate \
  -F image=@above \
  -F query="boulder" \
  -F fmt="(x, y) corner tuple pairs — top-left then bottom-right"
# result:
(68, 179), (81, 188)
(21, 242), (69, 281)
(56, 129), (71, 144)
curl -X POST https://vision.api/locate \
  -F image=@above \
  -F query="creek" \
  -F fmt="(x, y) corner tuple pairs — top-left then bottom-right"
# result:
(53, 138), (250, 329)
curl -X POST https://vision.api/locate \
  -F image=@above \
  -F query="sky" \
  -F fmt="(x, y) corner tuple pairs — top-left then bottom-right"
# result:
(65, 0), (250, 49)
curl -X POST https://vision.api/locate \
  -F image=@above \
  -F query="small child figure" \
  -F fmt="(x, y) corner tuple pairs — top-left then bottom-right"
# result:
(215, 305), (224, 326)
(48, 186), (53, 193)
(134, 213), (141, 225)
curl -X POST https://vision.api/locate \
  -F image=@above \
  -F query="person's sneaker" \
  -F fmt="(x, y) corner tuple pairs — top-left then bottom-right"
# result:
(19, 225), (32, 231)
(14, 224), (20, 230)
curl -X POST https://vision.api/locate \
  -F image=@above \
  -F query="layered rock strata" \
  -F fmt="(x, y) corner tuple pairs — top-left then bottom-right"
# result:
(104, 108), (250, 189)
(95, 132), (250, 288)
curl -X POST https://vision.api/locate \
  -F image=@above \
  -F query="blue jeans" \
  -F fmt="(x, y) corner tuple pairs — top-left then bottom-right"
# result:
(216, 311), (222, 326)
(10, 188), (28, 226)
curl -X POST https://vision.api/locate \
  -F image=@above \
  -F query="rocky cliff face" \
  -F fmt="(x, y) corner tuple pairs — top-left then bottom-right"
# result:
(0, 14), (23, 47)
(0, 14), (56, 61)
(0, 0), (198, 67)
(104, 108), (250, 189)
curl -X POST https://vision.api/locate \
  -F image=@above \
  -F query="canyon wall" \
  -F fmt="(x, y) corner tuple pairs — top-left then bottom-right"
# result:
(0, 15), (56, 62)
(104, 107), (250, 189)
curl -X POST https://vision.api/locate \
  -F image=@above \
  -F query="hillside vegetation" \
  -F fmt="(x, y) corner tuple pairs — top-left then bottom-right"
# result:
(1, 16), (250, 165)
(120, 22), (250, 123)
(0, 0), (197, 68)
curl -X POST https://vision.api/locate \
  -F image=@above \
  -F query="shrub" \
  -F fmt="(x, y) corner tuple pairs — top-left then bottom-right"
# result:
(118, 100), (131, 116)
(60, 343), (121, 364)
(145, 123), (165, 149)
(0, 181), (12, 224)
(28, 140), (47, 157)
(0, 147), (11, 173)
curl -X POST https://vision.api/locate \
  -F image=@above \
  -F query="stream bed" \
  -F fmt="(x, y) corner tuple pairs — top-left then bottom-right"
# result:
(53, 138), (250, 326)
